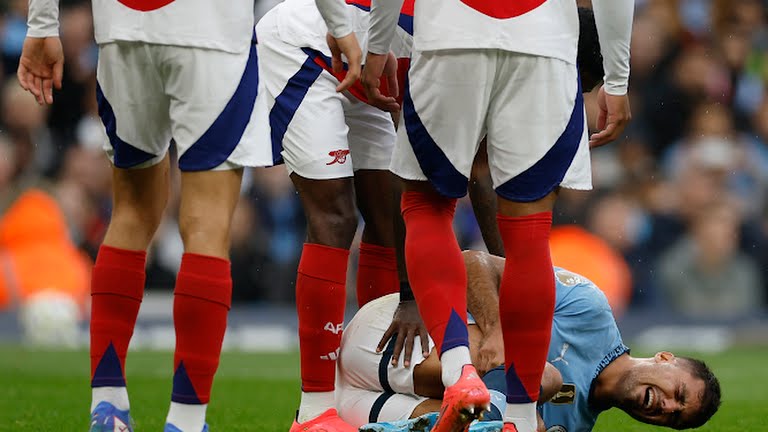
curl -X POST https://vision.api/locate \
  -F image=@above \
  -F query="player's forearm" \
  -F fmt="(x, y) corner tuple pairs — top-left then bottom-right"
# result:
(591, 0), (634, 95)
(368, 0), (405, 55)
(316, 0), (354, 38)
(464, 251), (502, 334)
(27, 0), (60, 38)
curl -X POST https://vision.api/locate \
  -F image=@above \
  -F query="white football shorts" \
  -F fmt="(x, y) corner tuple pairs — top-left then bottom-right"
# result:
(336, 294), (432, 426)
(390, 49), (592, 201)
(255, 12), (396, 180)
(96, 38), (277, 171)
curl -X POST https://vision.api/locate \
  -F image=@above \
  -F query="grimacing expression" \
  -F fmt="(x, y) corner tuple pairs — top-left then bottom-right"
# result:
(617, 352), (706, 429)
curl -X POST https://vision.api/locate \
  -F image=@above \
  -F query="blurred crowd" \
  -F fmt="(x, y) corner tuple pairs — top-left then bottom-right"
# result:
(0, 0), (767, 321)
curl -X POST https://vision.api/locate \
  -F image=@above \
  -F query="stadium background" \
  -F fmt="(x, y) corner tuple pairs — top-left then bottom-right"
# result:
(0, 0), (767, 430)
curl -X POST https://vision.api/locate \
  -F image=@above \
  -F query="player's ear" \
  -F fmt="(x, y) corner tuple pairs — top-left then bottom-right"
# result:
(654, 351), (676, 363)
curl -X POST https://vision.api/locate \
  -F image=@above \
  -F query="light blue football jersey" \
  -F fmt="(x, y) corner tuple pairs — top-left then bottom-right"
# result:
(538, 268), (629, 432)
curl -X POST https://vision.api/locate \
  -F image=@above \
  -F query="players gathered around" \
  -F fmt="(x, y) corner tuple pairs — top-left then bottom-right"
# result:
(15, 0), (733, 430)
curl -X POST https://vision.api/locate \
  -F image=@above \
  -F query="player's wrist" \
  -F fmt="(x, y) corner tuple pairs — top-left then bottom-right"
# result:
(602, 82), (628, 97)
(399, 281), (415, 302)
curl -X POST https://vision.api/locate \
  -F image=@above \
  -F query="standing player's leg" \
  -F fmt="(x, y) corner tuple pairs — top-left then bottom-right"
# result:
(486, 53), (589, 432)
(89, 158), (170, 426)
(90, 41), (173, 431)
(257, 13), (363, 427)
(348, 102), (399, 308)
(391, 49), (494, 431)
(166, 168), (242, 432)
(354, 170), (398, 307)
(291, 174), (358, 420)
(158, 37), (264, 432)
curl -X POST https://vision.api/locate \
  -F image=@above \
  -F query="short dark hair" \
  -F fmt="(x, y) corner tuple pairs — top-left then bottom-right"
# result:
(577, 7), (604, 92)
(678, 357), (722, 429)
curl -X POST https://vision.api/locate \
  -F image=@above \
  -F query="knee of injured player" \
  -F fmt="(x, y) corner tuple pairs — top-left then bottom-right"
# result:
(540, 363), (563, 403)
(412, 347), (444, 399)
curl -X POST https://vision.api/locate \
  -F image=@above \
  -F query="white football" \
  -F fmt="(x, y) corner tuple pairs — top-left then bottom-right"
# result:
(19, 290), (81, 348)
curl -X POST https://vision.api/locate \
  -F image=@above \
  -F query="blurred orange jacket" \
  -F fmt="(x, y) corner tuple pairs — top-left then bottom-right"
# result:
(0, 189), (91, 310)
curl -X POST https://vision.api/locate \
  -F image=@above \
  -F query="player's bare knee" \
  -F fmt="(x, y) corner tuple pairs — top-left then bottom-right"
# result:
(107, 204), (164, 247)
(306, 206), (358, 248)
(539, 363), (564, 404)
(179, 211), (231, 252)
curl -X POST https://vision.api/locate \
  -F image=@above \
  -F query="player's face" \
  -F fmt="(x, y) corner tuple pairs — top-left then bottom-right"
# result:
(617, 352), (705, 429)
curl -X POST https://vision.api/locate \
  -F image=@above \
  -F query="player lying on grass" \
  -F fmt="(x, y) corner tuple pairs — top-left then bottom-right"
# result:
(335, 251), (721, 431)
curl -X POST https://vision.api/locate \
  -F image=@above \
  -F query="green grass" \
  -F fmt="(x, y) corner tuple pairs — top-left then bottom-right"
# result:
(0, 346), (765, 431)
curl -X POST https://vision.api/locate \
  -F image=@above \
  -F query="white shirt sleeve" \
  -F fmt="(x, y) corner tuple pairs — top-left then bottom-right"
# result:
(591, 0), (634, 95)
(367, 0), (405, 55)
(27, 0), (60, 38)
(316, 0), (354, 38)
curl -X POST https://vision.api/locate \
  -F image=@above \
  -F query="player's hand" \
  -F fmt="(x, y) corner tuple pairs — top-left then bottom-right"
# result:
(361, 51), (400, 113)
(376, 300), (430, 368)
(17, 36), (64, 105)
(589, 85), (631, 148)
(326, 32), (362, 93)
(475, 326), (504, 375)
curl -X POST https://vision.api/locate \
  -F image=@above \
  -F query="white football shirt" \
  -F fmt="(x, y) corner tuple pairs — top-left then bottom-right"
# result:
(413, 0), (579, 65)
(91, 0), (256, 54)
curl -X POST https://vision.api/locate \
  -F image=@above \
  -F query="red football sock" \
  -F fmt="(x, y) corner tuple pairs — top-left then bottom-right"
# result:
(90, 245), (146, 387)
(172, 253), (232, 404)
(356, 242), (398, 307)
(401, 190), (468, 355)
(297, 243), (350, 392)
(498, 212), (555, 403)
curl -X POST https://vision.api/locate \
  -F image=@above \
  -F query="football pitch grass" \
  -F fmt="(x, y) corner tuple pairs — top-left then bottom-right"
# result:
(0, 346), (765, 431)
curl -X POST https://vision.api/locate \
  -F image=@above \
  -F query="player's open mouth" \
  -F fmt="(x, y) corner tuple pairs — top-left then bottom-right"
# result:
(643, 386), (655, 411)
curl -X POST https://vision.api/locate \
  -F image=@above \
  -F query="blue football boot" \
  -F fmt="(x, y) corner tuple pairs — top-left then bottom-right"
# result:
(89, 401), (133, 432)
(359, 412), (438, 432)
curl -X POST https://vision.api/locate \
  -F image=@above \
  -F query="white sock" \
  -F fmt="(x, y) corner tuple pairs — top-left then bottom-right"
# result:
(504, 402), (537, 432)
(166, 402), (208, 432)
(440, 346), (472, 387)
(91, 387), (130, 412)
(297, 391), (335, 423)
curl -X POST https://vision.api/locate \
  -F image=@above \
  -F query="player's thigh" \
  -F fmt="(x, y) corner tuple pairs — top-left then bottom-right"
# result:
(158, 40), (265, 172)
(346, 102), (396, 173)
(258, 21), (353, 180)
(394, 49), (492, 198)
(278, 78), (351, 180)
(340, 296), (434, 396)
(337, 387), (428, 427)
(486, 54), (591, 204)
(96, 42), (171, 169)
